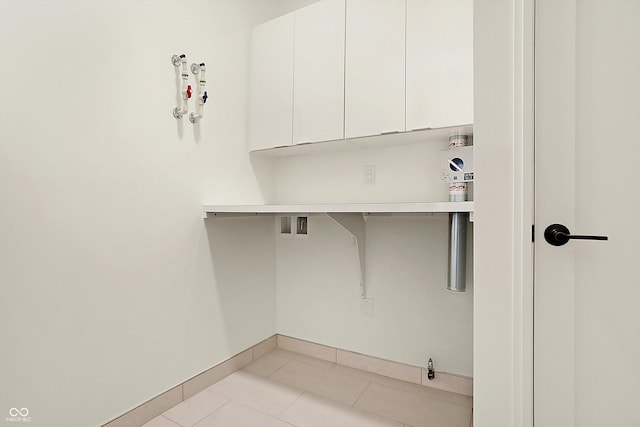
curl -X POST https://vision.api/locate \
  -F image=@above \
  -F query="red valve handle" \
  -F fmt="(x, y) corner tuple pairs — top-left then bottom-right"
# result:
(186, 85), (192, 99)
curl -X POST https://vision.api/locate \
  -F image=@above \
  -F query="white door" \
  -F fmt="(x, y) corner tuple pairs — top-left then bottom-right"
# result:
(535, 1), (640, 426)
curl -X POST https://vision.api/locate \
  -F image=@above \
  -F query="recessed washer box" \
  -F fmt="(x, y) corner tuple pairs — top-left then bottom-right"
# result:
(279, 216), (292, 235)
(441, 145), (474, 183)
(295, 216), (308, 236)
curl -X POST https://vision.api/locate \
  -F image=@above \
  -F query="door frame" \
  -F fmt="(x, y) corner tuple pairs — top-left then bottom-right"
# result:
(473, 0), (535, 426)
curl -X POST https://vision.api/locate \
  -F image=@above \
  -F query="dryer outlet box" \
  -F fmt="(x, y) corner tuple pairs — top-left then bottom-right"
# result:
(441, 145), (474, 183)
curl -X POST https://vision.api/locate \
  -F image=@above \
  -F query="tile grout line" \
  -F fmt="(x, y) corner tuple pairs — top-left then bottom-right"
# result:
(271, 350), (335, 372)
(273, 389), (307, 422)
(207, 385), (303, 426)
(196, 397), (233, 425)
(266, 356), (295, 379)
(331, 363), (422, 396)
(414, 391), (473, 409)
(159, 415), (181, 427)
(350, 382), (412, 427)
(351, 380), (373, 408)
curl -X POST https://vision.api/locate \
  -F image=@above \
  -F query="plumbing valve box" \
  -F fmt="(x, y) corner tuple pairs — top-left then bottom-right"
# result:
(441, 145), (474, 183)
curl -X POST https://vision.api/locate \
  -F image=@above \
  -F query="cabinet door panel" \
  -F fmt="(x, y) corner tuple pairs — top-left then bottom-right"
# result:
(406, 0), (473, 131)
(345, 0), (406, 139)
(294, 0), (345, 144)
(249, 13), (294, 151)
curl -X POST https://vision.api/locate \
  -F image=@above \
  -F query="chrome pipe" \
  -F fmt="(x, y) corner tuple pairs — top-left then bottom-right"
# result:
(448, 212), (468, 292)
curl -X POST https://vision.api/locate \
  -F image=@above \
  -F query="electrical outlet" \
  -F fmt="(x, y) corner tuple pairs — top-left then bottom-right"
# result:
(363, 165), (375, 184)
(360, 298), (374, 317)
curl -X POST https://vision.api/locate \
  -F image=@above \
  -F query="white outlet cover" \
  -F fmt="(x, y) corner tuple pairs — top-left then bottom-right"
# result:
(360, 298), (374, 317)
(363, 165), (375, 184)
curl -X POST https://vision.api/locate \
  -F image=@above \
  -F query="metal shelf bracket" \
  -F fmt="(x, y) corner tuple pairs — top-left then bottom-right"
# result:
(327, 212), (366, 299)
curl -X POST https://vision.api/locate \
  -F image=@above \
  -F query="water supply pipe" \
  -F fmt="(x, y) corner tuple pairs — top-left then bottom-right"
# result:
(172, 54), (191, 119)
(189, 63), (208, 124)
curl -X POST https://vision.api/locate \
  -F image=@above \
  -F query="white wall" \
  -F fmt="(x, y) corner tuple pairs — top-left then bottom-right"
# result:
(0, 1), (282, 426)
(274, 141), (452, 204)
(276, 214), (474, 376)
(270, 1), (474, 378)
(276, 0), (322, 15)
(273, 140), (474, 377)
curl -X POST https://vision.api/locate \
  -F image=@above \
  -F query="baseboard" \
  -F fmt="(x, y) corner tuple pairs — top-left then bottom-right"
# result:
(277, 334), (473, 396)
(101, 335), (277, 427)
(103, 333), (472, 426)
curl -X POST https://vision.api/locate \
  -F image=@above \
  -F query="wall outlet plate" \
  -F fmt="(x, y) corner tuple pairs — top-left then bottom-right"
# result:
(360, 298), (374, 317)
(363, 165), (376, 184)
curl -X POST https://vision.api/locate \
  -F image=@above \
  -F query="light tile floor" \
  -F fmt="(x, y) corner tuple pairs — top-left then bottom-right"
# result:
(142, 349), (473, 427)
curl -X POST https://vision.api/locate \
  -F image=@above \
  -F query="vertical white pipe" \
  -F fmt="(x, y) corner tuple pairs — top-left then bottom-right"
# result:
(190, 63), (207, 123)
(173, 55), (190, 119)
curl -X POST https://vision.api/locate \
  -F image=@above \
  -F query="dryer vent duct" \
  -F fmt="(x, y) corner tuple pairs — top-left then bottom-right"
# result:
(443, 134), (472, 292)
(448, 210), (468, 292)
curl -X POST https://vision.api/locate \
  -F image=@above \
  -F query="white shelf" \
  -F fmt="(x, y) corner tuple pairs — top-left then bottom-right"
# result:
(203, 201), (474, 217)
(249, 125), (473, 158)
(203, 201), (473, 300)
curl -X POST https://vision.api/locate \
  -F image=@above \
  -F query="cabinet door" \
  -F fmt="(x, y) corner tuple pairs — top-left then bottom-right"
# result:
(406, 0), (473, 131)
(293, 0), (345, 144)
(249, 12), (294, 151)
(345, 0), (406, 139)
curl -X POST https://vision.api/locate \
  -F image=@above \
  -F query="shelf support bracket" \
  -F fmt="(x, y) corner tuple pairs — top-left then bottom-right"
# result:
(327, 213), (366, 299)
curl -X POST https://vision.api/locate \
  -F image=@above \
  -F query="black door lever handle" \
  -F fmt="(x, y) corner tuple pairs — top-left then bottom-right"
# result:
(544, 224), (609, 246)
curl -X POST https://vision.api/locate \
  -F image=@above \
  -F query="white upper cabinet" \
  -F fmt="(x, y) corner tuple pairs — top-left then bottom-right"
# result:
(293, 0), (345, 144)
(345, 0), (406, 139)
(249, 12), (295, 151)
(406, 0), (473, 131)
(248, 0), (473, 153)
